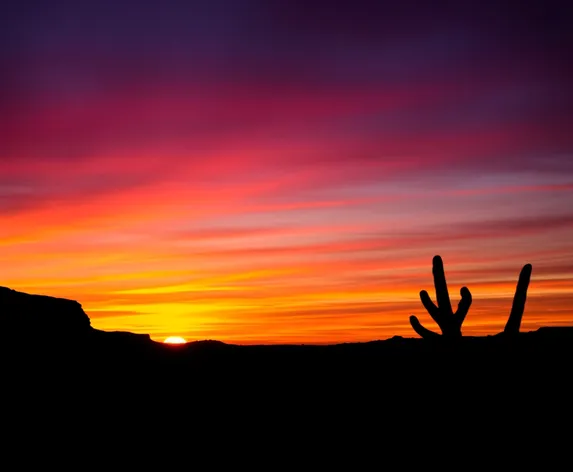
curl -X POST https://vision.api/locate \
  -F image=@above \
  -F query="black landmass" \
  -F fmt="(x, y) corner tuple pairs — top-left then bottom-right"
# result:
(2, 284), (572, 389)
(3, 281), (573, 453)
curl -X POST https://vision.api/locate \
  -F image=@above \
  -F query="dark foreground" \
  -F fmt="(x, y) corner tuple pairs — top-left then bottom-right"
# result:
(2, 283), (573, 451)
(4, 326), (573, 395)
(2, 327), (572, 458)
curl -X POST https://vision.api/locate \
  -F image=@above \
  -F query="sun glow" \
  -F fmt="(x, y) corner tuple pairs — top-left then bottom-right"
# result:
(164, 336), (187, 344)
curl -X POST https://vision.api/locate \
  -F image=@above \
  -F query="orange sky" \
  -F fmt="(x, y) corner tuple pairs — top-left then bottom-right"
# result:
(2, 175), (572, 343)
(2, 1), (573, 343)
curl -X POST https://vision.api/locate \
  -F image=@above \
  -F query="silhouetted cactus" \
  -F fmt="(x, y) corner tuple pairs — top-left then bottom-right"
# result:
(409, 256), (532, 339)
(502, 263), (532, 336)
(409, 255), (472, 339)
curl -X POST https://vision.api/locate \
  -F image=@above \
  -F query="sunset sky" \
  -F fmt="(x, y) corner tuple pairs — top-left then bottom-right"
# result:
(2, 1), (572, 343)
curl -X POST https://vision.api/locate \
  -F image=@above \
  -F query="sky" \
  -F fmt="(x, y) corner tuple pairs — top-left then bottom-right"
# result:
(1, 0), (573, 343)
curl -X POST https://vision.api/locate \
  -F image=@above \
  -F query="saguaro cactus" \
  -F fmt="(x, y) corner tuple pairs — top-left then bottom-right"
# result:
(409, 255), (472, 339)
(502, 263), (532, 336)
(409, 256), (532, 339)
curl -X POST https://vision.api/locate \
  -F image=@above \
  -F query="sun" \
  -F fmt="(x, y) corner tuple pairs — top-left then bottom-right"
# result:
(164, 336), (187, 345)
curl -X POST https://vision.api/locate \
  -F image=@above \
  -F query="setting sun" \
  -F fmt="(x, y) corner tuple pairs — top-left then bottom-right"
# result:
(164, 336), (187, 344)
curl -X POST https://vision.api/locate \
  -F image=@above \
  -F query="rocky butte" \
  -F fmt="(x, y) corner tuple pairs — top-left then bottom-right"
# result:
(0, 286), (91, 340)
(0, 286), (152, 348)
